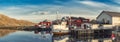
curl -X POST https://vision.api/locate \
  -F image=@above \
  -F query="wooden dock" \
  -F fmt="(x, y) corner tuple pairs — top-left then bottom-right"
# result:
(70, 28), (113, 39)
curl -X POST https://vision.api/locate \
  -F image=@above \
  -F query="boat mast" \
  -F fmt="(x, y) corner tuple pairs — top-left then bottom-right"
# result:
(56, 11), (58, 20)
(56, 10), (60, 25)
(69, 12), (72, 26)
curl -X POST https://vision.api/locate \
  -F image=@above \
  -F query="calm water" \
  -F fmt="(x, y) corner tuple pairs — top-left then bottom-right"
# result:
(0, 30), (53, 42)
(0, 29), (116, 42)
(0, 30), (68, 42)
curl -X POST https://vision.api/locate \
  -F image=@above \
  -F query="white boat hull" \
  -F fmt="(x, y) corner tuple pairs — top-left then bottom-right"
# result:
(52, 24), (69, 35)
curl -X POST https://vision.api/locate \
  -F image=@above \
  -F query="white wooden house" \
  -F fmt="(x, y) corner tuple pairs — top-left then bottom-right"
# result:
(96, 11), (120, 26)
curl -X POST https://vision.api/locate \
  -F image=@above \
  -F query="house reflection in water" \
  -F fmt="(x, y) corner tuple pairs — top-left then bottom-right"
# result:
(34, 30), (113, 42)
(53, 35), (112, 42)
(68, 37), (112, 42)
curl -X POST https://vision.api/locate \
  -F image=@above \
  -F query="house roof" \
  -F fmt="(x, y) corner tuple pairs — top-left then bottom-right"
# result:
(103, 11), (120, 17)
(97, 11), (120, 19)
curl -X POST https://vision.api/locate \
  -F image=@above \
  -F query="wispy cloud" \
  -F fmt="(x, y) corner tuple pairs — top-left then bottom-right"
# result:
(31, 11), (50, 15)
(0, 0), (120, 23)
(77, 1), (120, 12)
(3, 5), (96, 22)
(113, 0), (120, 4)
(78, 1), (109, 8)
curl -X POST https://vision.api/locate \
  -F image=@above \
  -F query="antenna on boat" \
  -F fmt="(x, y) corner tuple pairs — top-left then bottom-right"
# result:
(55, 10), (59, 25)
(56, 11), (58, 20)
(56, 8), (61, 20)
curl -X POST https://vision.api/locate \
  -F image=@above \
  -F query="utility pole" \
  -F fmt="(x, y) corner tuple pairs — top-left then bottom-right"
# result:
(112, 25), (119, 42)
(116, 26), (119, 42)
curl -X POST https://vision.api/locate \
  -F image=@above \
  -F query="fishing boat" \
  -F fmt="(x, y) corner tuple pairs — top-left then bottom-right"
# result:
(52, 16), (91, 35)
(52, 21), (69, 35)
(35, 20), (52, 31)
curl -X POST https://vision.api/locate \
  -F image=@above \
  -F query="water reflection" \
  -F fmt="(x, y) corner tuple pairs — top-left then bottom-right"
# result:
(34, 30), (53, 40)
(0, 30), (53, 42)
(0, 29), (16, 37)
(69, 34), (112, 42)
(53, 35), (69, 42)
(0, 29), (116, 42)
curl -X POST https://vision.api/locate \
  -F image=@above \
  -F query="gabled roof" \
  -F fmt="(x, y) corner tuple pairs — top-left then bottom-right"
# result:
(103, 11), (120, 17)
(97, 11), (120, 19)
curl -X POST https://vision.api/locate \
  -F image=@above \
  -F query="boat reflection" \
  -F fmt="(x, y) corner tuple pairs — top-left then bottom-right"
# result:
(33, 30), (113, 42)
(34, 30), (53, 35)
(34, 30), (69, 42)
(0, 29), (116, 42)
(53, 35), (69, 42)
(34, 30), (53, 39)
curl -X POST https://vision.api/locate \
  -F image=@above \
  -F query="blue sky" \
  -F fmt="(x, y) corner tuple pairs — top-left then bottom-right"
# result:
(0, 0), (120, 22)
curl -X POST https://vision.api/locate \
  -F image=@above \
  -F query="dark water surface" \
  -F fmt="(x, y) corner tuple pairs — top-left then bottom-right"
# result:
(0, 29), (115, 42)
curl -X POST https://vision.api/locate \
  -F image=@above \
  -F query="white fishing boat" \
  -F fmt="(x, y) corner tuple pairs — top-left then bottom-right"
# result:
(52, 21), (69, 35)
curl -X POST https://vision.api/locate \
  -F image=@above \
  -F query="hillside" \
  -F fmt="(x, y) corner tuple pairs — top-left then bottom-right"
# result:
(0, 14), (35, 26)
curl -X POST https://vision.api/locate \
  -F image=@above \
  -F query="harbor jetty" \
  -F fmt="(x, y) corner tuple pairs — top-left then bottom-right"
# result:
(70, 28), (113, 39)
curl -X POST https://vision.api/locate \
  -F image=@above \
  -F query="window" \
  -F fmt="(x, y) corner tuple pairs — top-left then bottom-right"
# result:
(102, 19), (105, 24)
(107, 20), (110, 24)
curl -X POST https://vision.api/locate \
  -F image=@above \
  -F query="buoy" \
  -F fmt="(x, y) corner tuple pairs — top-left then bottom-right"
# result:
(111, 34), (115, 40)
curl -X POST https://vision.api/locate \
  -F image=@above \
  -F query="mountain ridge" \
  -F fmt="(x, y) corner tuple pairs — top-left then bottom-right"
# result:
(0, 14), (35, 26)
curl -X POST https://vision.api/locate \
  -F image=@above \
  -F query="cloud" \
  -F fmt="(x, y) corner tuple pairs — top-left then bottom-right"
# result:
(0, 0), (120, 23)
(31, 11), (50, 15)
(17, 14), (95, 23)
(9, 5), (97, 23)
(113, 0), (120, 4)
(77, 1), (120, 11)
(78, 1), (109, 8)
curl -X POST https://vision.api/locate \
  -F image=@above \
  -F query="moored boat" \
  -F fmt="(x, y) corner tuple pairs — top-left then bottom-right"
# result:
(52, 19), (69, 35)
(35, 20), (52, 31)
